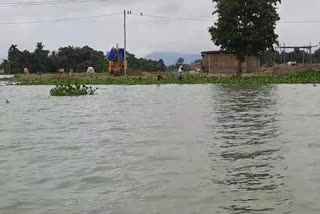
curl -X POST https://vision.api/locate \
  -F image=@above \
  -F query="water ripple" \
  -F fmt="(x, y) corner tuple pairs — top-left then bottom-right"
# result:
(1, 85), (320, 213)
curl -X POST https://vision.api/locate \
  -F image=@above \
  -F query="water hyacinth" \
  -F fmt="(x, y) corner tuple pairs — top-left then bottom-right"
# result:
(50, 83), (97, 96)
(17, 70), (320, 86)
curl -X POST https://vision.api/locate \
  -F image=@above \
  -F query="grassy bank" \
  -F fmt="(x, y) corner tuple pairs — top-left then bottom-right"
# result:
(15, 70), (320, 85)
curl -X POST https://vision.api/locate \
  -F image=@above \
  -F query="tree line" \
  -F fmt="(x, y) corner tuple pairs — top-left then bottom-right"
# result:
(0, 42), (171, 74)
(259, 48), (320, 66)
(2, 42), (319, 74)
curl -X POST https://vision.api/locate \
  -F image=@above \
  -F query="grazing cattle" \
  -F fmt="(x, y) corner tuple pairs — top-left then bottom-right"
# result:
(57, 68), (65, 76)
(87, 67), (95, 73)
(287, 61), (297, 66)
(23, 68), (29, 75)
(68, 69), (74, 77)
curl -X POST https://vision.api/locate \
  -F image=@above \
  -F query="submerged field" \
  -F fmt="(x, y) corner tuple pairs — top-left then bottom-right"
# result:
(1, 84), (320, 213)
(13, 70), (320, 85)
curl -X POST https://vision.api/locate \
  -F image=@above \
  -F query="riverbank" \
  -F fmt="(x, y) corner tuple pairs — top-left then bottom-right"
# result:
(0, 74), (14, 80)
(11, 70), (320, 85)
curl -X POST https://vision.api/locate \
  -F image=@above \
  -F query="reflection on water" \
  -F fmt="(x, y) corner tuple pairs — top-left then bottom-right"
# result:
(208, 85), (291, 213)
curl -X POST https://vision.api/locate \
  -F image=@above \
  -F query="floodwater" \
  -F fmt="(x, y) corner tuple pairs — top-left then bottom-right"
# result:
(1, 84), (320, 214)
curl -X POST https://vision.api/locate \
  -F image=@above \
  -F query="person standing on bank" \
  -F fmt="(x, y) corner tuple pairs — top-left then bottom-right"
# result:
(177, 65), (183, 81)
(156, 65), (163, 81)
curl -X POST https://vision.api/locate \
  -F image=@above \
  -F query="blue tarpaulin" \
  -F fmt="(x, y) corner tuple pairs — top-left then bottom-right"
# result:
(107, 48), (125, 62)
(107, 47), (116, 61)
(118, 49), (124, 61)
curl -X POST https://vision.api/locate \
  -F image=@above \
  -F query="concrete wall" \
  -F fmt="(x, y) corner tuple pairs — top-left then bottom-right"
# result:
(202, 53), (259, 74)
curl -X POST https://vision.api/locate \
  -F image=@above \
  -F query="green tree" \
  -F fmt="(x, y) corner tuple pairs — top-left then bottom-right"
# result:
(176, 57), (185, 68)
(259, 50), (280, 66)
(313, 48), (320, 63)
(20, 50), (33, 69)
(127, 52), (160, 71)
(289, 50), (305, 63)
(0, 60), (8, 73)
(32, 42), (50, 73)
(7, 45), (23, 74)
(54, 46), (106, 72)
(158, 59), (166, 71)
(209, 0), (281, 75)
(167, 65), (176, 71)
(182, 64), (191, 71)
(3, 42), (161, 73)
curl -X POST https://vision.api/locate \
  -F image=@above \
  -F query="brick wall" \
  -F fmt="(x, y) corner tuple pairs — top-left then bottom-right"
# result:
(202, 53), (259, 74)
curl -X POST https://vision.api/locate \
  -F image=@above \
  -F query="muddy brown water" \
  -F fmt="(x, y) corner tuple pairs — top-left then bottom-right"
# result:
(1, 85), (320, 214)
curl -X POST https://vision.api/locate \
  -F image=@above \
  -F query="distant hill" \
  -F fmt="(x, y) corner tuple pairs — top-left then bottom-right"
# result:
(145, 52), (201, 65)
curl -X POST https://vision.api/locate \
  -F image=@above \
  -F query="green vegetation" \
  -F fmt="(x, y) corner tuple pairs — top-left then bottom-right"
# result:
(0, 42), (165, 74)
(17, 70), (320, 86)
(50, 83), (97, 96)
(167, 57), (191, 71)
(127, 53), (166, 71)
(209, 0), (281, 75)
(258, 49), (320, 66)
(1, 43), (107, 74)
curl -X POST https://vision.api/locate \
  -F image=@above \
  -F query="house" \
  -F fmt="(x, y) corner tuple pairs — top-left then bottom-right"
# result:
(201, 51), (259, 74)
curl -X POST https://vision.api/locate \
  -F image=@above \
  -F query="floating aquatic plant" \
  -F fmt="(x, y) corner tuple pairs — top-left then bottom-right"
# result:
(50, 82), (97, 96)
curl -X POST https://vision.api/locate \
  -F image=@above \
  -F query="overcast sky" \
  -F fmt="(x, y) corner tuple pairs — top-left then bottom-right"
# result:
(0, 0), (320, 60)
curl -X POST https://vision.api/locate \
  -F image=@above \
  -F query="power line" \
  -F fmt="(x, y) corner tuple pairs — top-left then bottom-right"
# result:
(0, 0), (109, 5)
(131, 13), (320, 24)
(2, 11), (320, 25)
(0, 0), (85, 3)
(278, 20), (320, 24)
(0, 0), (111, 8)
(131, 13), (212, 22)
(0, 12), (122, 25)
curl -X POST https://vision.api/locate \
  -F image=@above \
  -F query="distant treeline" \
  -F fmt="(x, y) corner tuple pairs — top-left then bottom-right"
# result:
(0, 42), (171, 74)
(259, 48), (320, 66)
(7, 42), (313, 74)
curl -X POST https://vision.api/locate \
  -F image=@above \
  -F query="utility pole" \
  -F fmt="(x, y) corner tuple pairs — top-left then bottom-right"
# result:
(310, 42), (313, 64)
(208, 55), (211, 73)
(283, 43), (286, 64)
(124, 9), (127, 76)
(279, 46), (282, 64)
(8, 60), (11, 74)
(273, 46), (276, 65)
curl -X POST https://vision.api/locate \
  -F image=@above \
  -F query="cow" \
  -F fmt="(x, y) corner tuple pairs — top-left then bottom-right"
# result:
(57, 68), (65, 76)
(23, 68), (30, 75)
(68, 69), (74, 77)
(87, 67), (95, 73)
